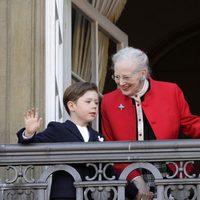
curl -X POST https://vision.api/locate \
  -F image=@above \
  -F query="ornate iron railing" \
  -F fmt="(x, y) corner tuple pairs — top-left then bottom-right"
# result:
(0, 139), (200, 200)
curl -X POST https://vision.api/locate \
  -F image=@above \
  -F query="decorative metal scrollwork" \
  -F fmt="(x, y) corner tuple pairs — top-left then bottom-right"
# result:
(6, 165), (35, 184)
(164, 184), (197, 200)
(85, 163), (115, 181)
(166, 161), (195, 179)
(83, 163), (117, 199)
(5, 189), (35, 200)
(6, 166), (18, 183)
(84, 186), (117, 200)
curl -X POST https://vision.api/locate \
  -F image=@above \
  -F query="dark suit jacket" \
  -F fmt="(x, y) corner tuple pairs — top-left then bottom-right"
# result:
(17, 120), (138, 199)
(17, 120), (104, 199)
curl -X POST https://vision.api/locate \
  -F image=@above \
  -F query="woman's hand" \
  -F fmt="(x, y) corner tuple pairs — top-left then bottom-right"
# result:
(133, 176), (154, 200)
(135, 191), (154, 200)
(24, 108), (42, 137)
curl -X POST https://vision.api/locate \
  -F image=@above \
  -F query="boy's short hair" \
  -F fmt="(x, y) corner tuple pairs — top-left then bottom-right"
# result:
(63, 82), (99, 115)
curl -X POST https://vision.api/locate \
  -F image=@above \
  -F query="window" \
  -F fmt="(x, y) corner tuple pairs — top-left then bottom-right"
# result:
(45, 0), (128, 130)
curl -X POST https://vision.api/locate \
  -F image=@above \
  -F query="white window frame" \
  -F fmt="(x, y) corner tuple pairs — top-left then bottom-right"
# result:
(45, 0), (71, 126)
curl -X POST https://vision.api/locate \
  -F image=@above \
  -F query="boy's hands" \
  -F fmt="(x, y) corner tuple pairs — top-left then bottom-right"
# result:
(24, 108), (42, 137)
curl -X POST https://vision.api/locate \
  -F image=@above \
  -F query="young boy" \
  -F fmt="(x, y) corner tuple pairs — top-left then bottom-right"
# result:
(17, 82), (139, 200)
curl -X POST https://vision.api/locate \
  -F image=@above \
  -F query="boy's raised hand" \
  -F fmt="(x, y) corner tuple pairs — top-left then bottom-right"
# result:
(24, 108), (42, 137)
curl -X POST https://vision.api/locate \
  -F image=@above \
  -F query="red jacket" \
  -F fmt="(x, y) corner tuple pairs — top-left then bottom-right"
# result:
(101, 78), (200, 179)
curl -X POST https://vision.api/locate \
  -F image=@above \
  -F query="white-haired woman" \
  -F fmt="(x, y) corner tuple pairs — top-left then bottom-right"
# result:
(101, 46), (200, 199)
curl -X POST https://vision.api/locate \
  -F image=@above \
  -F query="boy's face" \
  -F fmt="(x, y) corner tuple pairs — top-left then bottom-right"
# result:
(70, 90), (99, 126)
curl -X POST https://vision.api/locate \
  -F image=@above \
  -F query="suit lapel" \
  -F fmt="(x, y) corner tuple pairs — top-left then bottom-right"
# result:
(64, 120), (99, 142)
(64, 120), (85, 141)
(88, 127), (99, 142)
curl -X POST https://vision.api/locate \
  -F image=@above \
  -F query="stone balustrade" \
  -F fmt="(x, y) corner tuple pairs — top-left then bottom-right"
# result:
(0, 139), (200, 200)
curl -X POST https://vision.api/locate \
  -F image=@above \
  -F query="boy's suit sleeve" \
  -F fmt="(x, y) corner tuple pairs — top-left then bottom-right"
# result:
(17, 128), (36, 144)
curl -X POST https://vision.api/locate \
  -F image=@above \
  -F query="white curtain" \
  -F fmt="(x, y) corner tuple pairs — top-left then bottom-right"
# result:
(72, 0), (127, 91)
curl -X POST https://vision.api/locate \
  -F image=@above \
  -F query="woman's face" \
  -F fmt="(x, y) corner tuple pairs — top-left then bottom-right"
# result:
(113, 58), (147, 97)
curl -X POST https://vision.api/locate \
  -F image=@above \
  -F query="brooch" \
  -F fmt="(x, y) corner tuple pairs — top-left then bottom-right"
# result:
(118, 103), (125, 111)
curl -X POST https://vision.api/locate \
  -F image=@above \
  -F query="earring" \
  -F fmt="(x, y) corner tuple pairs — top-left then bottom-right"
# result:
(141, 76), (145, 81)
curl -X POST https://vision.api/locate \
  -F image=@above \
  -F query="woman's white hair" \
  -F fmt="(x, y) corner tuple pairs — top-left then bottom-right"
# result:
(112, 47), (150, 76)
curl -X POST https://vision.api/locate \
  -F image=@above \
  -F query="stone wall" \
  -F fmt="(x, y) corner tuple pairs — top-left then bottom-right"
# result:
(0, 0), (45, 144)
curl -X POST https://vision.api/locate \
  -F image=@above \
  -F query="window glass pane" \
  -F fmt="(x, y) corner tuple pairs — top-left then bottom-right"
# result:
(72, 8), (92, 83)
(98, 30), (118, 94)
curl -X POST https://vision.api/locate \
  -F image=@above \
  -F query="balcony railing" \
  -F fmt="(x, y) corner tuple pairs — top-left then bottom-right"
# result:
(0, 139), (200, 200)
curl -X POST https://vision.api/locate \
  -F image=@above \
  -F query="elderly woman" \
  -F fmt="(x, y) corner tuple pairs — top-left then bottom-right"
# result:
(101, 46), (200, 197)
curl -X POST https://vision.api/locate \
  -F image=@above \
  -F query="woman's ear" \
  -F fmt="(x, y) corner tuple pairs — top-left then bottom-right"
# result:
(142, 68), (147, 76)
(67, 101), (76, 112)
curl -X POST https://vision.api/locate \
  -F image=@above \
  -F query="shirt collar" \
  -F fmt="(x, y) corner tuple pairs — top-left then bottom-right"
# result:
(132, 78), (149, 101)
